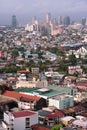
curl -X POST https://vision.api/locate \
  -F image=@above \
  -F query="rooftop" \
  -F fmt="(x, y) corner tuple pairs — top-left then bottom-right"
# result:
(16, 87), (58, 98)
(51, 95), (73, 100)
(46, 110), (64, 118)
(32, 125), (50, 130)
(3, 90), (41, 101)
(48, 85), (77, 93)
(12, 110), (37, 118)
(38, 110), (51, 116)
(61, 116), (75, 121)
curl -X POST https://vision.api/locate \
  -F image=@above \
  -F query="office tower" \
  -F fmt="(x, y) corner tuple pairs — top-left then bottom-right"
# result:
(63, 16), (70, 26)
(46, 13), (51, 24)
(85, 19), (87, 26)
(53, 18), (58, 27)
(58, 16), (62, 26)
(81, 17), (86, 26)
(12, 15), (17, 28)
(50, 20), (54, 35)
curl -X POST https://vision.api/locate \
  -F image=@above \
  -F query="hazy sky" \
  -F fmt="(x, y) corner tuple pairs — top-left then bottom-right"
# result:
(0, 0), (87, 25)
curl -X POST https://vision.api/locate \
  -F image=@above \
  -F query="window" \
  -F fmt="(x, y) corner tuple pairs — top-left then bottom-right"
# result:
(25, 118), (30, 128)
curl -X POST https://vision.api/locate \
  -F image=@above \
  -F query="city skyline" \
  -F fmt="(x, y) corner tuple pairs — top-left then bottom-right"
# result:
(0, 0), (87, 25)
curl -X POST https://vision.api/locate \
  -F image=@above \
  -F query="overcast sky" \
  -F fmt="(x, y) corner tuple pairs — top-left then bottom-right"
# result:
(0, 0), (87, 25)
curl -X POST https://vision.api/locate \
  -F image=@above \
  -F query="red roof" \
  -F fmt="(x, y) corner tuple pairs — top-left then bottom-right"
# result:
(12, 110), (36, 118)
(7, 77), (17, 81)
(17, 70), (29, 74)
(72, 105), (86, 111)
(0, 52), (5, 58)
(46, 111), (64, 118)
(32, 125), (50, 130)
(76, 83), (87, 87)
(3, 91), (41, 101)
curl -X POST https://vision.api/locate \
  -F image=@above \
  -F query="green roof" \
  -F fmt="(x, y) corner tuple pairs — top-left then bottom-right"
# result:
(48, 85), (76, 92)
(16, 87), (58, 97)
(16, 87), (39, 93)
(16, 85), (77, 98)
(36, 89), (58, 97)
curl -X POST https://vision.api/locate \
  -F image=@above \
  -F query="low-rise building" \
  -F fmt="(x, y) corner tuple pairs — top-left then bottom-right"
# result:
(60, 116), (75, 126)
(4, 110), (38, 130)
(68, 66), (83, 75)
(16, 79), (48, 88)
(3, 91), (47, 110)
(72, 115), (87, 129)
(48, 85), (78, 96)
(63, 105), (86, 116)
(45, 110), (64, 126)
(49, 95), (74, 109)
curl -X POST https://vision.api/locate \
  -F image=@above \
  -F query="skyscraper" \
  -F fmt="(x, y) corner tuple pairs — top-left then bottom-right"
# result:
(46, 13), (51, 24)
(63, 16), (70, 26)
(12, 15), (17, 28)
(58, 16), (62, 26)
(81, 17), (86, 26)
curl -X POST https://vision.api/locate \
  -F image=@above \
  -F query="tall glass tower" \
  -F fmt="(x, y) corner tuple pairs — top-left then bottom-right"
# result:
(46, 13), (51, 24)
(81, 17), (86, 26)
(12, 15), (17, 28)
(63, 16), (70, 26)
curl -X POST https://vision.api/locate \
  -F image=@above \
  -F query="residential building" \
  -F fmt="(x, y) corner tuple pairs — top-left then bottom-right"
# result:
(72, 115), (87, 129)
(4, 110), (38, 130)
(43, 51), (57, 62)
(16, 79), (48, 88)
(63, 105), (86, 116)
(76, 46), (87, 58)
(3, 91), (47, 110)
(48, 95), (74, 109)
(45, 110), (64, 126)
(60, 116), (75, 126)
(68, 66), (83, 75)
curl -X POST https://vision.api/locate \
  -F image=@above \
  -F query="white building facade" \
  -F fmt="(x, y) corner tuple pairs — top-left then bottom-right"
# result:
(16, 80), (48, 88)
(4, 110), (38, 130)
(49, 95), (74, 109)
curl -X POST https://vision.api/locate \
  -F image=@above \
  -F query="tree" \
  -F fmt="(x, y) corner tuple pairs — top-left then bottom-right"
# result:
(51, 124), (62, 130)
(57, 65), (67, 73)
(38, 59), (46, 71)
(0, 85), (9, 94)
(27, 60), (36, 70)
(69, 53), (77, 66)
(12, 49), (19, 59)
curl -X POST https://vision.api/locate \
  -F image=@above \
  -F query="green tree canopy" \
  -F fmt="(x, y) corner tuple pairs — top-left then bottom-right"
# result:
(51, 124), (62, 130)
(0, 85), (9, 94)
(69, 53), (77, 66)
(12, 49), (19, 58)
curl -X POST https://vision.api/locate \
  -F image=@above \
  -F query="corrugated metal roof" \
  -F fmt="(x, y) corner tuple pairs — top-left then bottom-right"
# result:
(3, 90), (41, 101)
(12, 110), (36, 118)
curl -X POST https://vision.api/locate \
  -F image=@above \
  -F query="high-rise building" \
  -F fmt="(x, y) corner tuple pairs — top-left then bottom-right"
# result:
(81, 17), (86, 26)
(46, 13), (51, 24)
(12, 15), (17, 28)
(63, 16), (70, 26)
(58, 16), (62, 26)
(50, 20), (54, 35)
(53, 18), (58, 27)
